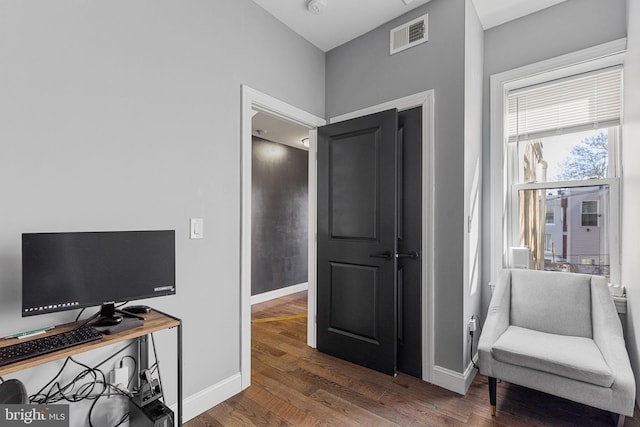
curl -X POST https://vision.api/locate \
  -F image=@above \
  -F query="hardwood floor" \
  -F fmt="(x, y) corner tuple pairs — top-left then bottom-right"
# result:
(186, 291), (640, 426)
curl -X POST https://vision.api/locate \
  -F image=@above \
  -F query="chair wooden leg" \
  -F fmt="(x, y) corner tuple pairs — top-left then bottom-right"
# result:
(489, 377), (497, 416)
(617, 414), (625, 427)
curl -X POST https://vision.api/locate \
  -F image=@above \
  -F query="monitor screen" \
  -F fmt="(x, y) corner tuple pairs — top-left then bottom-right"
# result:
(22, 230), (175, 317)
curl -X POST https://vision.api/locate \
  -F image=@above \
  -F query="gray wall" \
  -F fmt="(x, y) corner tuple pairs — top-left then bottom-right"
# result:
(0, 0), (324, 423)
(251, 137), (308, 295)
(480, 0), (627, 315)
(326, 0), (469, 373)
(622, 0), (640, 408)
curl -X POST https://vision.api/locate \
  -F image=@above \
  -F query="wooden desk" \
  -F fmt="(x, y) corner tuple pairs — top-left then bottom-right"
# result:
(0, 310), (183, 425)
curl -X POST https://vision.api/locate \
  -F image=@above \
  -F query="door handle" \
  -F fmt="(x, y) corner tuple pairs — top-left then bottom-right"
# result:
(396, 251), (419, 259)
(370, 251), (393, 260)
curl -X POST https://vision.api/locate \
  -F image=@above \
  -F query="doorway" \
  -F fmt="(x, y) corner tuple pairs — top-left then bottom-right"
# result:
(240, 86), (326, 390)
(240, 87), (434, 388)
(326, 91), (434, 382)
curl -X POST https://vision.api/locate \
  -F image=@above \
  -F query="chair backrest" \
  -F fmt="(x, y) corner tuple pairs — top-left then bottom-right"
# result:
(510, 269), (593, 338)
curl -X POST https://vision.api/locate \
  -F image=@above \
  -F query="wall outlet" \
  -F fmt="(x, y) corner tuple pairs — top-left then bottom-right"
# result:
(111, 366), (129, 396)
(468, 317), (478, 333)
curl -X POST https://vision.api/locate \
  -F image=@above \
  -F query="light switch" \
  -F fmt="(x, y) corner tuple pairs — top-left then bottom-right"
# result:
(190, 218), (203, 239)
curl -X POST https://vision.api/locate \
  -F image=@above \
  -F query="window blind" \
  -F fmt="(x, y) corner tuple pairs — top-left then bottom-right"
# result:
(507, 66), (622, 143)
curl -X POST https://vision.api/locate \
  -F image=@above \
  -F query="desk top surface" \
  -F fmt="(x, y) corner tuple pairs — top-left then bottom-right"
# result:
(0, 310), (180, 377)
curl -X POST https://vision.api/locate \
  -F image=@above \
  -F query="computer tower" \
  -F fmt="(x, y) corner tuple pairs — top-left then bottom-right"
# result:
(129, 399), (174, 427)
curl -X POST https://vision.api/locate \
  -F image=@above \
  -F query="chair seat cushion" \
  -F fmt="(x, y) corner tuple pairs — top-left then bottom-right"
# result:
(491, 326), (614, 387)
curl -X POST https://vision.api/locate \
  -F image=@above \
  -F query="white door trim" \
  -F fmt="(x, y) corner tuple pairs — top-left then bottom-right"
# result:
(329, 90), (435, 383)
(240, 85), (326, 390)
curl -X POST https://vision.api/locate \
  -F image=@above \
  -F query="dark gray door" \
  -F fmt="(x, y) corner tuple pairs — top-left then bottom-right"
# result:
(396, 106), (422, 378)
(317, 109), (398, 376)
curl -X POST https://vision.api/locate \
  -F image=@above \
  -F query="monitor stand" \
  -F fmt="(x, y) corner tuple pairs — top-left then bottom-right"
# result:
(93, 303), (144, 327)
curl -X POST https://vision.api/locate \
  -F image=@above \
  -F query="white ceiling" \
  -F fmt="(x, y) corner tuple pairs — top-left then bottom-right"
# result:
(250, 0), (568, 141)
(252, 110), (310, 150)
(252, 0), (432, 52)
(473, 0), (566, 30)
(251, 0), (567, 52)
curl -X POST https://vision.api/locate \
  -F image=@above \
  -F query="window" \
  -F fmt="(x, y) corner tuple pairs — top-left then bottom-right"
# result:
(505, 66), (621, 279)
(545, 207), (555, 225)
(581, 200), (599, 227)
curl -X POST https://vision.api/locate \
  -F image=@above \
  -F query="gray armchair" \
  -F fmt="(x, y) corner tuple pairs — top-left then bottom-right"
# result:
(478, 269), (635, 425)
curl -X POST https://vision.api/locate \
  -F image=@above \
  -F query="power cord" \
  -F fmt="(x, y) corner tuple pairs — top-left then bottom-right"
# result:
(29, 342), (138, 427)
(470, 332), (478, 370)
(469, 314), (482, 370)
(119, 355), (137, 388)
(149, 333), (165, 404)
(22, 328), (163, 426)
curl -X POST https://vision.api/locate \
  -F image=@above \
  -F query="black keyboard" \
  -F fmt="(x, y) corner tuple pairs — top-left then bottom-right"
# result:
(0, 325), (103, 367)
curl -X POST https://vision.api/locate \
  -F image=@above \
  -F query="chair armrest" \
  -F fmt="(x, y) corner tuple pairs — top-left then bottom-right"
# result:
(591, 277), (636, 408)
(478, 269), (512, 375)
(592, 277), (625, 360)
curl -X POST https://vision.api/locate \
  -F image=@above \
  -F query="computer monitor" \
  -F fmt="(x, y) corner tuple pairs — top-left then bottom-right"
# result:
(22, 230), (175, 324)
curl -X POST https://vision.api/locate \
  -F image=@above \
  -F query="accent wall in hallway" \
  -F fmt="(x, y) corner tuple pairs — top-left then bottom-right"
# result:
(251, 137), (308, 295)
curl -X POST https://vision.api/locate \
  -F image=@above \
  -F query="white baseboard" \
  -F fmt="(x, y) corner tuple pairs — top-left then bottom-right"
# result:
(170, 372), (242, 424)
(431, 356), (478, 395)
(463, 354), (479, 393)
(251, 282), (308, 305)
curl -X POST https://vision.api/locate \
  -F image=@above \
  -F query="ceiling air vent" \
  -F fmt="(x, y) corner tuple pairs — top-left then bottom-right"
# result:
(390, 14), (428, 55)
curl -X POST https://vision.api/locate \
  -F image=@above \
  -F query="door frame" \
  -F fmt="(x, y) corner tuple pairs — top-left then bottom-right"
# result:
(329, 90), (435, 383)
(240, 85), (325, 390)
(240, 87), (434, 388)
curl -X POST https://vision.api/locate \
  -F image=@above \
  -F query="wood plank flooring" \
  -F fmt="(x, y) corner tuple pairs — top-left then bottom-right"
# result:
(186, 291), (640, 426)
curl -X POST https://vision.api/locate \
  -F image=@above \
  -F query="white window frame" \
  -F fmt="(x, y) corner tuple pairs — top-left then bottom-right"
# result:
(490, 39), (626, 286)
(508, 129), (619, 262)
